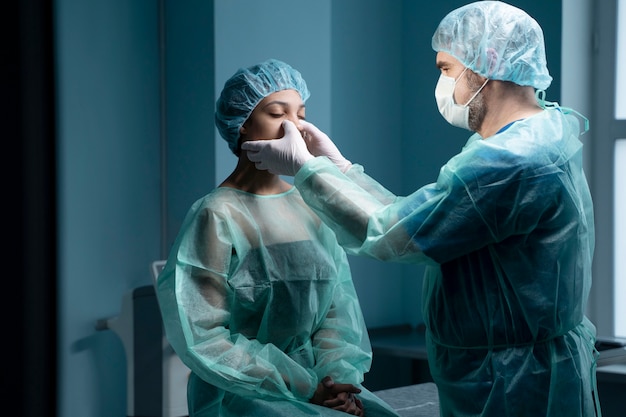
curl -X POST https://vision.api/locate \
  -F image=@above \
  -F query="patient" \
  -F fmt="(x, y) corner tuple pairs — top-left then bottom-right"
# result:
(156, 59), (399, 417)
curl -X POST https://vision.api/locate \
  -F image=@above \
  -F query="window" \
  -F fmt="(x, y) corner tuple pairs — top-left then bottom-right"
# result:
(615, 139), (626, 337)
(586, 0), (626, 338)
(613, 0), (626, 337)
(616, 0), (626, 119)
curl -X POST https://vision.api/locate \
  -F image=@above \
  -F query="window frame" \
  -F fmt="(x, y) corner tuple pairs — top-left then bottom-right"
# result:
(589, 0), (626, 337)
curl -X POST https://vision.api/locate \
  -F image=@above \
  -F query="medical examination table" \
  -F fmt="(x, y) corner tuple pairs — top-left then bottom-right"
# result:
(374, 383), (440, 417)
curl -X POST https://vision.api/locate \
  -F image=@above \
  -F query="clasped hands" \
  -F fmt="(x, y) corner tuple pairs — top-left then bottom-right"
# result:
(309, 376), (365, 416)
(242, 120), (352, 176)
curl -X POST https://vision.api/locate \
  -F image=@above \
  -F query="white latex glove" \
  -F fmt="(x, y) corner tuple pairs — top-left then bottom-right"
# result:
(242, 120), (314, 176)
(301, 121), (352, 173)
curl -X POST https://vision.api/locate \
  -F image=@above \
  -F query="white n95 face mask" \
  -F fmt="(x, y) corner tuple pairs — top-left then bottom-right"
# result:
(435, 68), (488, 131)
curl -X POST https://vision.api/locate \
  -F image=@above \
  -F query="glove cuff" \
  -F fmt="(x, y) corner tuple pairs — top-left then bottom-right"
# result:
(336, 158), (352, 173)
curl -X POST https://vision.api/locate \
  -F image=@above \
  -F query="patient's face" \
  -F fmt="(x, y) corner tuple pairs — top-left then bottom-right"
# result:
(240, 89), (306, 142)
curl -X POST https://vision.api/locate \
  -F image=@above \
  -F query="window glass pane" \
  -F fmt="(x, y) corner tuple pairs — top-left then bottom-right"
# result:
(615, 139), (626, 338)
(617, 0), (626, 119)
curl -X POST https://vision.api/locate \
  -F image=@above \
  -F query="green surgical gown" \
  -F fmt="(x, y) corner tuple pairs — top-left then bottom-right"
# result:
(294, 108), (599, 417)
(156, 187), (400, 417)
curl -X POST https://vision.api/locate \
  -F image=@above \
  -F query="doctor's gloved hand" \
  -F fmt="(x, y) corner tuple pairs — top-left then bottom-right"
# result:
(242, 120), (314, 176)
(301, 121), (352, 173)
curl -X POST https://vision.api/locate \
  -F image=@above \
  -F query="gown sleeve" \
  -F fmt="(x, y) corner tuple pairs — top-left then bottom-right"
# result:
(295, 157), (441, 264)
(295, 149), (527, 266)
(310, 226), (373, 384)
(156, 200), (319, 402)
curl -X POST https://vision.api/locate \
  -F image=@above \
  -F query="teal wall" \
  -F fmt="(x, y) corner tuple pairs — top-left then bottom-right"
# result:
(56, 1), (213, 415)
(55, 1), (560, 415)
(161, 1), (215, 256)
(56, 1), (161, 415)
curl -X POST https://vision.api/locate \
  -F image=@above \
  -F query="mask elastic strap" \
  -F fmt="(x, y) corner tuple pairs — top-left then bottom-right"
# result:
(463, 78), (489, 107)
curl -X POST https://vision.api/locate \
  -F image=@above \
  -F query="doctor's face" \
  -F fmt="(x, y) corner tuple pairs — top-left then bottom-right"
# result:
(240, 89), (306, 143)
(436, 51), (488, 131)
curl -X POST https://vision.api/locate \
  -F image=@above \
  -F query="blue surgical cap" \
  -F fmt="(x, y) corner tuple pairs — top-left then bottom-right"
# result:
(215, 59), (310, 155)
(432, 1), (552, 90)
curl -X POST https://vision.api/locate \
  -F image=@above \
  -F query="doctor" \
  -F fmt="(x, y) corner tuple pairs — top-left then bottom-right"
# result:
(243, 2), (599, 416)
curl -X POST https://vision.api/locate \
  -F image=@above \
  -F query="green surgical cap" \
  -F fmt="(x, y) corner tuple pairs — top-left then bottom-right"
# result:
(432, 1), (552, 90)
(215, 59), (310, 155)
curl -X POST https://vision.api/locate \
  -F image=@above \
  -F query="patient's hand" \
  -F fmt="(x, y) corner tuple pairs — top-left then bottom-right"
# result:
(324, 391), (364, 416)
(310, 376), (365, 416)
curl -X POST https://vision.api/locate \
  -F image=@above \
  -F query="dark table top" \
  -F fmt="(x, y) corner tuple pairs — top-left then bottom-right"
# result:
(374, 382), (440, 417)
